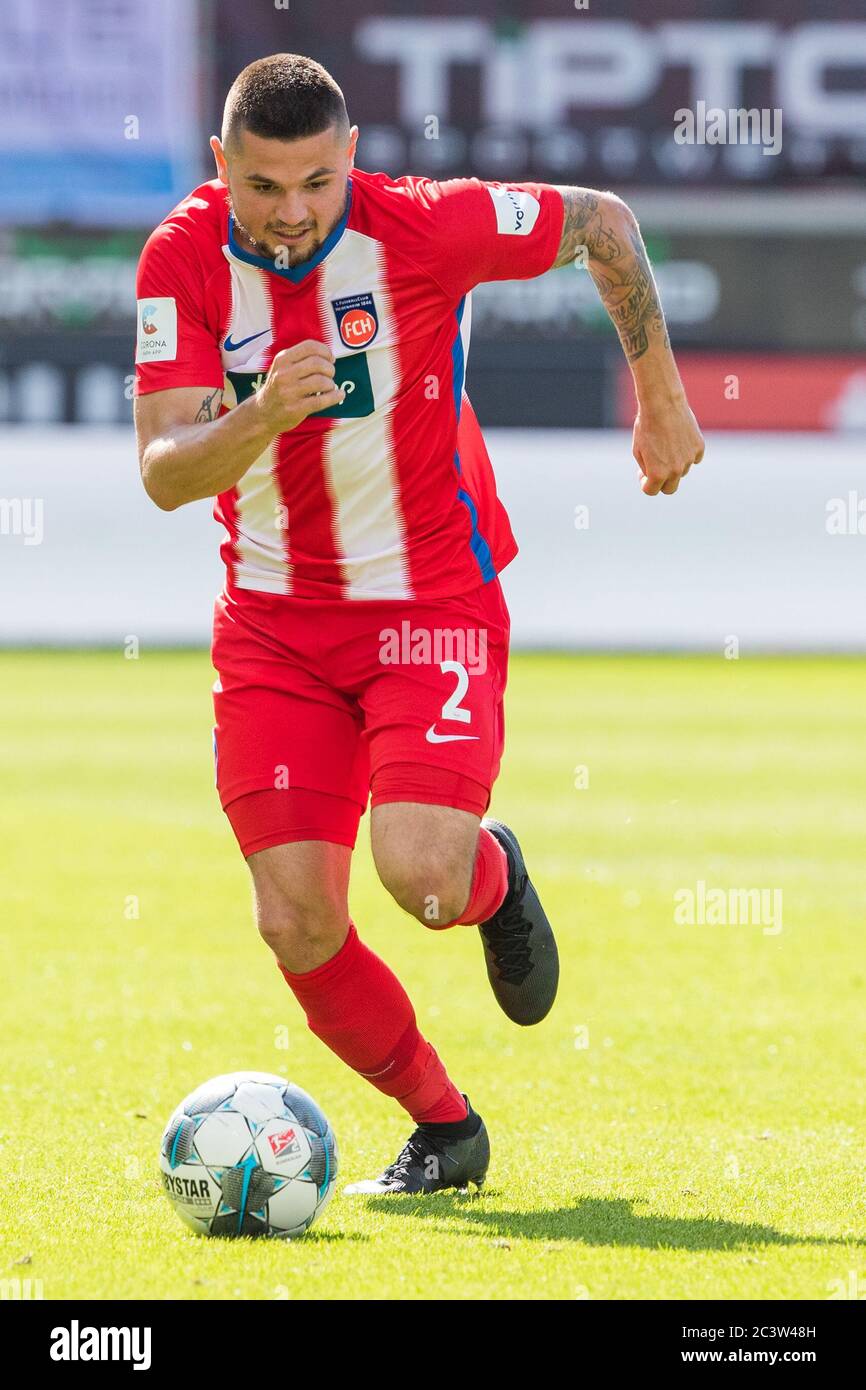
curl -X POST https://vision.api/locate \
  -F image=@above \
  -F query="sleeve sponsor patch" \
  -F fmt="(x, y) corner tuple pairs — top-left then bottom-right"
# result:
(136, 297), (178, 363)
(486, 186), (541, 236)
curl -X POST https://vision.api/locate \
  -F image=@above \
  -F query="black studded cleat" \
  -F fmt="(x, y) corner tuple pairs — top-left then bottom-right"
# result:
(478, 819), (559, 1026)
(343, 1094), (489, 1195)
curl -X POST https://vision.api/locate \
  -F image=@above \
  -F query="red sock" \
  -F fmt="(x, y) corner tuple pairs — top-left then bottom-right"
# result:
(444, 826), (509, 927)
(278, 922), (467, 1124)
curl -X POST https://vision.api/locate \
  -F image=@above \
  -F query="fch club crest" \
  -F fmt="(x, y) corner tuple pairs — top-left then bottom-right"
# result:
(332, 292), (379, 350)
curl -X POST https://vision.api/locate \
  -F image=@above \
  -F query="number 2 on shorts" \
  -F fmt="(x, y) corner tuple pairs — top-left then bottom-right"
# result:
(440, 660), (471, 725)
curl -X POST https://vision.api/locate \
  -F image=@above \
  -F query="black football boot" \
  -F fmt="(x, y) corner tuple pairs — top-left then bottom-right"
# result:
(478, 819), (559, 1026)
(343, 1094), (489, 1195)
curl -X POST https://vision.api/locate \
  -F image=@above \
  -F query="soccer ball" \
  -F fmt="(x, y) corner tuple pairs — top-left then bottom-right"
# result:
(159, 1071), (338, 1238)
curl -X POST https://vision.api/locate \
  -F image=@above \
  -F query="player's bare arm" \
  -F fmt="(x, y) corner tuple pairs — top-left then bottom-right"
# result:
(553, 186), (705, 496)
(134, 341), (345, 511)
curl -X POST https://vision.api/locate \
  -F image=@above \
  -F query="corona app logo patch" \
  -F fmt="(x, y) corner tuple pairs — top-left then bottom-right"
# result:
(332, 292), (379, 349)
(135, 297), (177, 363)
(268, 1127), (301, 1160)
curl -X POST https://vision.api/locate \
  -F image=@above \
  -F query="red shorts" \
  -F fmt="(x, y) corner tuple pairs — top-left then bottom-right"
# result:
(210, 579), (510, 857)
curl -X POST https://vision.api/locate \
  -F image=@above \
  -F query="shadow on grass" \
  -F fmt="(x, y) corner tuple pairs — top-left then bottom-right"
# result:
(184, 1230), (370, 1247)
(359, 1193), (863, 1253)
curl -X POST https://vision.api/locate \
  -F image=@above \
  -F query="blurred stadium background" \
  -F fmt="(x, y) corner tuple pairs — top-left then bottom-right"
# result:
(1, 0), (864, 647)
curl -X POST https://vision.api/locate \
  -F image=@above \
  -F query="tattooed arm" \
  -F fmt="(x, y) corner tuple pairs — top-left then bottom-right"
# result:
(553, 186), (705, 495)
(134, 341), (343, 510)
(134, 382), (258, 510)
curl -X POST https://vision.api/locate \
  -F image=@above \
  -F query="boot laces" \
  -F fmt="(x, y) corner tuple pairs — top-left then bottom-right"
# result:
(481, 882), (534, 983)
(382, 1129), (450, 1184)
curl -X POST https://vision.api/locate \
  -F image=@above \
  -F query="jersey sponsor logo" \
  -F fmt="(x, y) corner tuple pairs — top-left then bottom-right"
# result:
(425, 726), (480, 744)
(487, 186), (541, 236)
(223, 328), (269, 352)
(332, 291), (379, 349)
(135, 297), (177, 363)
(226, 354), (375, 420)
(268, 1127), (301, 1160)
(311, 351), (375, 418)
(224, 370), (267, 409)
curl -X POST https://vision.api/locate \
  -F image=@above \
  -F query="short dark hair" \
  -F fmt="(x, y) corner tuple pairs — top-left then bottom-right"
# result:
(222, 54), (349, 149)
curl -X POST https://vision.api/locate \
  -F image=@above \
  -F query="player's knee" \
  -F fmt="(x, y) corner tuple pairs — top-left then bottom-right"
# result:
(378, 851), (471, 928)
(254, 882), (345, 955)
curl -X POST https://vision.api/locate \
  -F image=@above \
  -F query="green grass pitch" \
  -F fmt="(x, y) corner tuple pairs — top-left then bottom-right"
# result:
(1, 650), (864, 1301)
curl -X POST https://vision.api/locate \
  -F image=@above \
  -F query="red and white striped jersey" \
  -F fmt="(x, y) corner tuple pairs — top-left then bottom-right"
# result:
(134, 170), (563, 601)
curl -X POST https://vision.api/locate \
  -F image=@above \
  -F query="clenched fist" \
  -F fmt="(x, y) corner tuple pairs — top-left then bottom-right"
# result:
(255, 340), (345, 432)
(633, 398), (705, 496)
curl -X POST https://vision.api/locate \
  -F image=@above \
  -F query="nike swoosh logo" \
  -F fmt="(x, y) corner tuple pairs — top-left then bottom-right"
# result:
(357, 1060), (396, 1078)
(425, 726), (480, 744)
(223, 329), (269, 352)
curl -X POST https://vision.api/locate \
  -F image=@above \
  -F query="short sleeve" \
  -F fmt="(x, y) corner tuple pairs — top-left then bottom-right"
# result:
(133, 222), (225, 397)
(405, 177), (564, 299)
